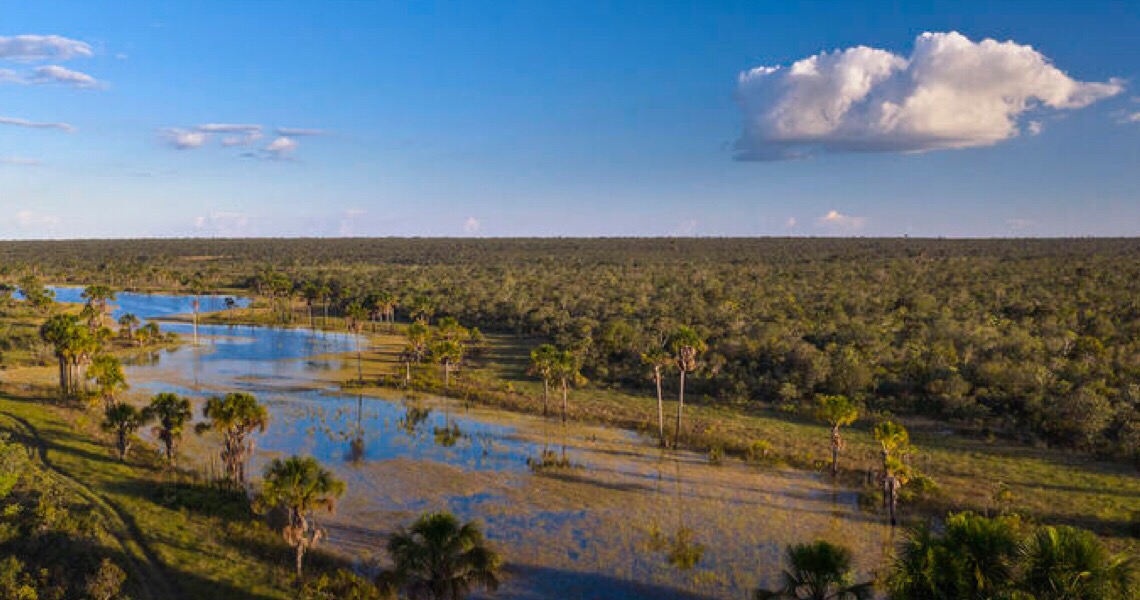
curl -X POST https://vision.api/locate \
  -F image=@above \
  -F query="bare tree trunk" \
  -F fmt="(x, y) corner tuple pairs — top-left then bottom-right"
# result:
(295, 541), (305, 578)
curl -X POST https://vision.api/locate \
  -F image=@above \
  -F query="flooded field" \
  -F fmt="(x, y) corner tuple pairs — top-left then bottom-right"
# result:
(78, 290), (892, 599)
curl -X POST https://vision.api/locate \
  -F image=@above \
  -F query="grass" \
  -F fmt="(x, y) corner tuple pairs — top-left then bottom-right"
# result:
(0, 386), (354, 600)
(313, 319), (1140, 549)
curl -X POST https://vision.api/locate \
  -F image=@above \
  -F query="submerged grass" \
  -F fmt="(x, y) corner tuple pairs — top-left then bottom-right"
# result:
(316, 321), (1140, 549)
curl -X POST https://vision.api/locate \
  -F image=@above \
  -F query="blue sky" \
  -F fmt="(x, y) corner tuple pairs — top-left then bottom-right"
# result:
(1, 0), (1137, 238)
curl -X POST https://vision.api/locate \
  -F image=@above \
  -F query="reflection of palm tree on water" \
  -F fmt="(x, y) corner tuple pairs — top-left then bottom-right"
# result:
(347, 394), (366, 464)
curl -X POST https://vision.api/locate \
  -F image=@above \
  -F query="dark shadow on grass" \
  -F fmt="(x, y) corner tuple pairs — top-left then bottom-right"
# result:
(490, 562), (718, 600)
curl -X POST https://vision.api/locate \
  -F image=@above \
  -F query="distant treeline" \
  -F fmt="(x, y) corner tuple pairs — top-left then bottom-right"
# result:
(4, 237), (1140, 458)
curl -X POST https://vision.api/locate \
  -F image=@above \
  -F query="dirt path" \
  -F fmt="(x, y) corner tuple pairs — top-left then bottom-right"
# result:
(0, 411), (183, 600)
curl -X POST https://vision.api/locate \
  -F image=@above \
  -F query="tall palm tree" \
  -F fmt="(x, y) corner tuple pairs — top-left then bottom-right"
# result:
(1020, 525), (1137, 600)
(117, 313), (140, 343)
(552, 349), (581, 424)
(403, 321), (430, 388)
(431, 339), (463, 388)
(529, 343), (559, 418)
(386, 511), (500, 600)
(815, 395), (858, 476)
(754, 540), (873, 600)
(101, 403), (148, 462)
(669, 326), (706, 447)
(195, 392), (269, 487)
(81, 284), (116, 331)
(39, 313), (86, 396)
(87, 354), (128, 409)
(874, 420), (910, 526)
(640, 347), (671, 446)
(143, 392), (193, 466)
(256, 456), (345, 579)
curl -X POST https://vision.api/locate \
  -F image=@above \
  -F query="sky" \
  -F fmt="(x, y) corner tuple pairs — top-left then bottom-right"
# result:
(1, 0), (1138, 239)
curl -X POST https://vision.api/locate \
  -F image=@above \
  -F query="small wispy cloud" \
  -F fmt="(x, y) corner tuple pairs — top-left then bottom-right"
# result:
(1, 157), (40, 166)
(31, 65), (99, 87)
(194, 212), (250, 236)
(463, 216), (481, 234)
(0, 116), (73, 131)
(160, 128), (208, 149)
(1026, 121), (1044, 136)
(785, 216), (798, 228)
(15, 209), (61, 232)
(816, 210), (867, 230)
(339, 209), (367, 236)
(1006, 218), (1034, 230)
(162, 124), (321, 158)
(263, 136), (298, 159)
(0, 35), (92, 61)
(277, 127), (326, 137)
(670, 219), (698, 236)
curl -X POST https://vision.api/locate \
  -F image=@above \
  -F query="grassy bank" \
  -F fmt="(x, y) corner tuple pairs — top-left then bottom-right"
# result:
(0, 386), (355, 600)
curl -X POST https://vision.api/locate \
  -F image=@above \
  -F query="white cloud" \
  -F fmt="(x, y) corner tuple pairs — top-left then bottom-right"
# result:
(196, 123), (262, 134)
(463, 216), (481, 233)
(1007, 218), (1034, 230)
(670, 219), (698, 236)
(0, 116), (73, 131)
(0, 35), (92, 62)
(1, 157), (40, 166)
(785, 216), (797, 228)
(277, 127), (325, 136)
(816, 210), (866, 230)
(193, 212), (250, 236)
(30, 65), (99, 87)
(339, 209), (367, 236)
(15, 209), (60, 232)
(160, 128), (208, 149)
(736, 31), (1123, 160)
(1027, 120), (1044, 136)
(1121, 112), (1140, 124)
(263, 136), (299, 158)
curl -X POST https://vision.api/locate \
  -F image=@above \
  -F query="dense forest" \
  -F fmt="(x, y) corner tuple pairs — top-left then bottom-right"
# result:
(3, 237), (1140, 460)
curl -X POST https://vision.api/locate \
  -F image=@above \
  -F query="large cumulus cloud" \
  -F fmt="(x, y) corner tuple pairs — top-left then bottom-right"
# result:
(735, 32), (1123, 160)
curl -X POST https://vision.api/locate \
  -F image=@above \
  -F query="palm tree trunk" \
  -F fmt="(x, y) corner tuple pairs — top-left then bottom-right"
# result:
(404, 361), (411, 387)
(674, 370), (686, 447)
(542, 379), (549, 418)
(831, 425), (840, 476)
(654, 367), (665, 447)
(355, 337), (363, 382)
(295, 541), (305, 578)
(561, 379), (568, 424)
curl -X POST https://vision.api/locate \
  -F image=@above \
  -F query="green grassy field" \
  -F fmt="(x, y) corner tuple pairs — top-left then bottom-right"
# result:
(0, 386), (352, 600)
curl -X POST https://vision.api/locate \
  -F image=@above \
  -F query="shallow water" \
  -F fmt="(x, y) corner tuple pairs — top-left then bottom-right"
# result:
(89, 290), (892, 599)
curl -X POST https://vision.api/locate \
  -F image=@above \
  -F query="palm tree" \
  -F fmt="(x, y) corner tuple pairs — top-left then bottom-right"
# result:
(117, 313), (140, 344)
(39, 313), (86, 396)
(386, 511), (500, 600)
(874, 420), (910, 526)
(1020, 525), (1137, 600)
(195, 392), (269, 487)
(529, 344), (559, 418)
(81, 285), (116, 331)
(669, 326), (706, 447)
(552, 349), (581, 424)
(301, 281), (320, 329)
(345, 300), (368, 383)
(887, 512), (1021, 599)
(87, 354), (128, 409)
(402, 321), (430, 388)
(754, 540), (873, 600)
(815, 395), (858, 476)
(640, 347), (671, 447)
(410, 295), (434, 324)
(256, 456), (345, 579)
(101, 403), (148, 462)
(143, 392), (193, 465)
(431, 339), (463, 388)
(376, 290), (397, 331)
